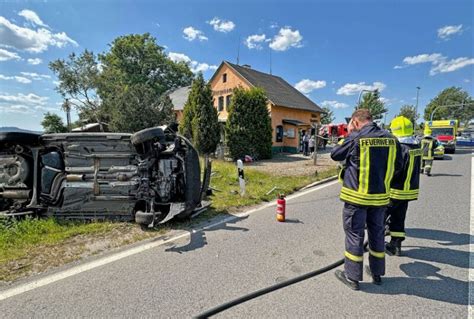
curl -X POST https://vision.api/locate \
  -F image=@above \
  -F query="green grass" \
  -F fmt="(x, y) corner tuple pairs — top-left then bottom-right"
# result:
(209, 160), (338, 211)
(0, 218), (118, 264)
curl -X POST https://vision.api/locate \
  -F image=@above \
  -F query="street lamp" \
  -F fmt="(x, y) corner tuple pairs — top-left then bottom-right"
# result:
(415, 86), (421, 124)
(357, 89), (378, 106)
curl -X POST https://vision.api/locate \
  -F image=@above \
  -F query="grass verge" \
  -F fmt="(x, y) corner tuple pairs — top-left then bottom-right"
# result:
(0, 160), (337, 283)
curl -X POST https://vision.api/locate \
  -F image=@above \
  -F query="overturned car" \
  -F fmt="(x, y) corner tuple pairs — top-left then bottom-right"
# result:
(0, 126), (204, 227)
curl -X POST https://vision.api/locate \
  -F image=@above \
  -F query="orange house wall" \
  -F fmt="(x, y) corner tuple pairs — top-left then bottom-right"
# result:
(271, 105), (320, 148)
(210, 64), (321, 150)
(210, 64), (251, 121)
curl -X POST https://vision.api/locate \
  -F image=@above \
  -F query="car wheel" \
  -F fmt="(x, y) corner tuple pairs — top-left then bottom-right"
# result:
(130, 127), (165, 146)
(135, 210), (154, 227)
(0, 132), (40, 145)
(175, 140), (201, 221)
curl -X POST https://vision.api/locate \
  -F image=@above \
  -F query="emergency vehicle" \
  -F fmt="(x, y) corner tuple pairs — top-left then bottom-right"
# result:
(426, 120), (458, 154)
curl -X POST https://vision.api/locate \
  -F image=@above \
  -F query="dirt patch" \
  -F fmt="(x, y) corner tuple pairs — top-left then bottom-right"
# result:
(246, 152), (335, 176)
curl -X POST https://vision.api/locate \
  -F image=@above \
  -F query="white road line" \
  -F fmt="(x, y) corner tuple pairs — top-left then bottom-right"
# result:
(469, 152), (473, 318)
(0, 179), (340, 301)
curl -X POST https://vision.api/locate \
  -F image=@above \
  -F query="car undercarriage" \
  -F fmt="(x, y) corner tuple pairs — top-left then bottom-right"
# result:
(0, 126), (203, 227)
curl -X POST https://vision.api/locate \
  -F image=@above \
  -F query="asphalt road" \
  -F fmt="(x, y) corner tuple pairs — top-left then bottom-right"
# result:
(0, 148), (471, 318)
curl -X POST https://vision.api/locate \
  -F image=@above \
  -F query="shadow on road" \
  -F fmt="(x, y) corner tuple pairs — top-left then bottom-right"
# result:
(363, 261), (468, 306)
(452, 147), (473, 155)
(406, 228), (472, 246)
(402, 246), (469, 268)
(164, 215), (249, 254)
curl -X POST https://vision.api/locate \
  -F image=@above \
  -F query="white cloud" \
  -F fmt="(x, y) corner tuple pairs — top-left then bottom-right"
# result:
(245, 34), (267, 49)
(402, 53), (444, 65)
(27, 57), (42, 65)
(0, 74), (32, 83)
(437, 24), (463, 40)
(167, 51), (217, 73)
(294, 79), (326, 94)
(20, 71), (51, 80)
(208, 17), (235, 33)
(168, 52), (191, 63)
(396, 53), (474, 75)
(0, 104), (31, 114)
(321, 100), (349, 109)
(18, 9), (49, 28)
(337, 82), (386, 96)
(464, 78), (471, 83)
(430, 57), (474, 75)
(269, 27), (303, 51)
(0, 92), (48, 106)
(0, 48), (21, 61)
(380, 97), (390, 105)
(190, 61), (217, 73)
(0, 15), (78, 53)
(182, 26), (208, 41)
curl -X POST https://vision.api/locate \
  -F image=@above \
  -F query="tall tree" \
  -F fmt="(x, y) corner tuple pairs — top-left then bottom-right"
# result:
(355, 90), (387, 120)
(398, 104), (418, 124)
(226, 87), (272, 160)
(320, 106), (335, 124)
(41, 112), (68, 133)
(109, 84), (176, 132)
(49, 50), (104, 122)
(179, 74), (220, 155)
(423, 87), (473, 124)
(98, 33), (193, 131)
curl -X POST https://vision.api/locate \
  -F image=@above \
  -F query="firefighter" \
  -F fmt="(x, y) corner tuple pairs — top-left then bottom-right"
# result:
(331, 109), (402, 290)
(420, 127), (439, 176)
(386, 116), (422, 256)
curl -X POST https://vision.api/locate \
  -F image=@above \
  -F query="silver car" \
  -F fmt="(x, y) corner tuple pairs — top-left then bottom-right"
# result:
(0, 126), (203, 227)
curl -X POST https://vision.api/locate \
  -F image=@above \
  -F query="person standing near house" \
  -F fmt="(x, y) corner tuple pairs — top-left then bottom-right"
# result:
(303, 131), (310, 156)
(330, 109), (402, 290)
(309, 135), (315, 155)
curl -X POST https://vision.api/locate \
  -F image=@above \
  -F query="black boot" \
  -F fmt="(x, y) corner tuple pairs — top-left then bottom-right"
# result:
(335, 270), (360, 290)
(386, 239), (402, 256)
(365, 266), (382, 285)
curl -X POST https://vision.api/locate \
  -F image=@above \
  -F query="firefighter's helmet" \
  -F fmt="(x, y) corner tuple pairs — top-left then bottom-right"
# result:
(390, 116), (414, 137)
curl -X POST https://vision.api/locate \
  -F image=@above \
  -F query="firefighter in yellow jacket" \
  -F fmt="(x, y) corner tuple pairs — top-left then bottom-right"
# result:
(331, 109), (402, 290)
(420, 126), (439, 176)
(386, 116), (422, 256)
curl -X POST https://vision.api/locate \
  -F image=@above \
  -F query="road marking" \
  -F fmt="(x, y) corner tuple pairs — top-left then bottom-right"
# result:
(0, 179), (339, 301)
(469, 152), (473, 318)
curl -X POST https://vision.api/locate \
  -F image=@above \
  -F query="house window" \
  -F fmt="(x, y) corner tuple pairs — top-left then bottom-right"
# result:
(218, 96), (224, 112)
(223, 73), (227, 83)
(226, 95), (232, 111)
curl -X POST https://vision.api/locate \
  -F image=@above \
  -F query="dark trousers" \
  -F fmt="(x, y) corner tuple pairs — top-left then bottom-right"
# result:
(386, 200), (408, 241)
(303, 141), (309, 155)
(343, 203), (386, 281)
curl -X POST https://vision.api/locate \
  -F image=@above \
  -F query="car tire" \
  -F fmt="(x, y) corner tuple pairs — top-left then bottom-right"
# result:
(130, 127), (165, 146)
(135, 210), (154, 226)
(175, 140), (201, 221)
(0, 132), (40, 145)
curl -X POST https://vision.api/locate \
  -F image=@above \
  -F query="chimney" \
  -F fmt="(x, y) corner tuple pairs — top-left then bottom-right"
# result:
(242, 64), (251, 69)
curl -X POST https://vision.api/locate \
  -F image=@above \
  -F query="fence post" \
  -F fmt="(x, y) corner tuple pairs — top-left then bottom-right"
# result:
(237, 159), (245, 196)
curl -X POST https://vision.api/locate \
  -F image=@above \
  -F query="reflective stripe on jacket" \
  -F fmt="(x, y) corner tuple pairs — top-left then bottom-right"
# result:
(390, 142), (421, 201)
(421, 138), (434, 160)
(331, 123), (402, 207)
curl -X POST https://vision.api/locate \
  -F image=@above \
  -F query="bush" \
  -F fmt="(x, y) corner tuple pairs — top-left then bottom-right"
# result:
(225, 87), (272, 160)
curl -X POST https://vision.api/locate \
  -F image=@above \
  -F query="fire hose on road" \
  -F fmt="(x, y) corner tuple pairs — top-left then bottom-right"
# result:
(195, 240), (370, 318)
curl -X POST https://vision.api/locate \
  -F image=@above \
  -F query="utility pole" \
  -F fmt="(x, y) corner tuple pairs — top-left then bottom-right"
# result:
(415, 86), (421, 126)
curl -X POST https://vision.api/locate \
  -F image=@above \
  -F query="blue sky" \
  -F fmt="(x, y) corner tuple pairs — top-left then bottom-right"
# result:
(0, 0), (472, 130)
